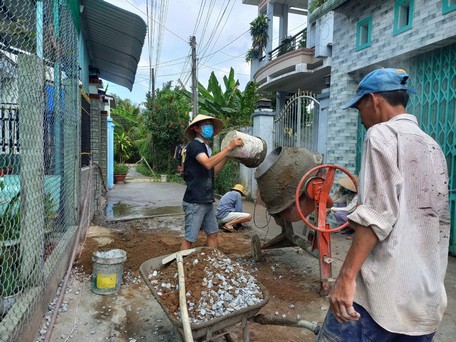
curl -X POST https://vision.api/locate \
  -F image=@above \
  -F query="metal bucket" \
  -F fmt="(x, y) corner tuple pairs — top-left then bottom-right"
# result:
(221, 130), (267, 168)
(92, 249), (127, 295)
(254, 146), (323, 215)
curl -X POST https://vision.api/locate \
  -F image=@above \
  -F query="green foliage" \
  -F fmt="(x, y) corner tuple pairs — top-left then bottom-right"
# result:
(185, 68), (261, 128)
(309, 0), (326, 13)
(246, 14), (269, 61)
(114, 163), (129, 175)
(214, 159), (240, 196)
(114, 132), (133, 164)
(0, 188), (21, 297)
(0, 248), (22, 297)
(245, 48), (260, 62)
(298, 33), (307, 49)
(143, 82), (191, 173)
(278, 36), (295, 56)
(0, 191), (20, 241)
(111, 96), (142, 163)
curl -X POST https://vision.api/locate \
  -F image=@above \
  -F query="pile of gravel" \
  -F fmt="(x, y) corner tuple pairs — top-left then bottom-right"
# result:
(147, 248), (266, 325)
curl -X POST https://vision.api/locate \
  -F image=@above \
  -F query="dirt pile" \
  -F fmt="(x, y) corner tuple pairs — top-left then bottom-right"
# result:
(147, 248), (268, 324)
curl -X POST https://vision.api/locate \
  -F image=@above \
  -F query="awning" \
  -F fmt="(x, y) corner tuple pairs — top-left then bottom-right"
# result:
(81, 0), (147, 91)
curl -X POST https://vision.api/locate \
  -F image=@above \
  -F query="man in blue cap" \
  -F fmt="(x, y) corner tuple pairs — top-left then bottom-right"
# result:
(316, 68), (449, 341)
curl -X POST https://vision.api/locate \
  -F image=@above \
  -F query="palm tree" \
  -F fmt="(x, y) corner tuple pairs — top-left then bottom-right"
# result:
(185, 68), (261, 127)
(246, 14), (269, 62)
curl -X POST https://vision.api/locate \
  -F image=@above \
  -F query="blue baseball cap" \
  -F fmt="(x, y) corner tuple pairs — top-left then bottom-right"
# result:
(341, 68), (416, 110)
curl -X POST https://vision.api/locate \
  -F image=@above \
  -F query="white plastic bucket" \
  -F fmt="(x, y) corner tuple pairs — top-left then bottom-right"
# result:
(221, 130), (267, 168)
(92, 249), (127, 295)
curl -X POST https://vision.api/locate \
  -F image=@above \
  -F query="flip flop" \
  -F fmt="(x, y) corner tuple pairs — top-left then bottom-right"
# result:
(221, 224), (234, 232)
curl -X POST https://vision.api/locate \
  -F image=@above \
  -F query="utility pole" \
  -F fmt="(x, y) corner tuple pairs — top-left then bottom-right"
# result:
(151, 67), (155, 101)
(190, 36), (198, 119)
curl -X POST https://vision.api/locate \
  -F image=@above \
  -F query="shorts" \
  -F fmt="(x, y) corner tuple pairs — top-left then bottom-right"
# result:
(316, 303), (435, 342)
(182, 201), (219, 243)
(217, 212), (251, 224)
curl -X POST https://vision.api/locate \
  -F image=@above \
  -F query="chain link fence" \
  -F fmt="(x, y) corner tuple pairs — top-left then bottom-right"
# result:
(0, 0), (80, 340)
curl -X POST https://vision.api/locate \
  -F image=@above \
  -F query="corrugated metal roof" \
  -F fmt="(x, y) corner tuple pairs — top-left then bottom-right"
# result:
(81, 0), (146, 91)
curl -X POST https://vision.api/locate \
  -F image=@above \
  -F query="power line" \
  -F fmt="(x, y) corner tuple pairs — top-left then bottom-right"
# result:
(124, 0), (188, 43)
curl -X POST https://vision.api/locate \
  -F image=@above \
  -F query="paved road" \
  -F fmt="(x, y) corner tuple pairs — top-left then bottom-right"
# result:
(106, 172), (185, 221)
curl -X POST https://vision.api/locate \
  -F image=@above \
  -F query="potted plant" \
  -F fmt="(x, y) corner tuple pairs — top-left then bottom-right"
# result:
(114, 163), (129, 184)
(245, 14), (269, 62)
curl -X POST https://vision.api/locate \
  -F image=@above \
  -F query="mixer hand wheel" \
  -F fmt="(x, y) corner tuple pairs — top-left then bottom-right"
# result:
(295, 164), (358, 233)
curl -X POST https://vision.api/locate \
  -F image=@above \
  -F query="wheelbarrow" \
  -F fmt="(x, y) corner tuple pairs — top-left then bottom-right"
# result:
(254, 146), (358, 296)
(139, 247), (270, 342)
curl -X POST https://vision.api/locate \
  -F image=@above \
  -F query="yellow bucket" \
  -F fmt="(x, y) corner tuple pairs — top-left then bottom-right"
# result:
(92, 249), (127, 295)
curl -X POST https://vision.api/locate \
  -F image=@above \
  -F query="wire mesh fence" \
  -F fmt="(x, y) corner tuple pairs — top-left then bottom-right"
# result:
(0, 1), (79, 340)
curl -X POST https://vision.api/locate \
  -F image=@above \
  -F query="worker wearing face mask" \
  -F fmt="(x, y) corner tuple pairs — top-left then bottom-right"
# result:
(180, 114), (244, 250)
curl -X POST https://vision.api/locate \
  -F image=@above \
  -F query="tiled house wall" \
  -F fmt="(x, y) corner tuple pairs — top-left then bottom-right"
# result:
(326, 0), (456, 170)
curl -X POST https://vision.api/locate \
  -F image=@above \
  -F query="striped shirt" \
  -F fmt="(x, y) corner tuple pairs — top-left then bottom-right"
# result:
(347, 114), (449, 335)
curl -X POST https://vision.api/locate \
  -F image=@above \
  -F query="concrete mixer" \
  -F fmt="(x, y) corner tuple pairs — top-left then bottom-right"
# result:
(254, 146), (358, 296)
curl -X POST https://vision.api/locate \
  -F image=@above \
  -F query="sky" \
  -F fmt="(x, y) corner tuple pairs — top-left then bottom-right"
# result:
(104, 0), (306, 107)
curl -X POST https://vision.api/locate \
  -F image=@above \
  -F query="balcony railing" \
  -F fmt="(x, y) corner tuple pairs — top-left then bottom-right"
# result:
(265, 28), (307, 62)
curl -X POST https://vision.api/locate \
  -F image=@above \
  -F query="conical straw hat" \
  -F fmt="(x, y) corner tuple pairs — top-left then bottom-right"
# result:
(184, 114), (223, 139)
(231, 184), (246, 196)
(338, 175), (358, 193)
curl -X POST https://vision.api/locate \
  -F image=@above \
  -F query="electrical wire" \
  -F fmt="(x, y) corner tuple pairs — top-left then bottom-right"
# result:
(199, 0), (236, 66)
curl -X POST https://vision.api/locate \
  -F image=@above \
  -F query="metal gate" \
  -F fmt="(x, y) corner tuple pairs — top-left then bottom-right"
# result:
(355, 43), (456, 254)
(407, 44), (456, 255)
(273, 90), (319, 150)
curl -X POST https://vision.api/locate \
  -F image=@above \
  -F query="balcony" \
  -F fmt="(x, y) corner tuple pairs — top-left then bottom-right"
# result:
(253, 29), (331, 94)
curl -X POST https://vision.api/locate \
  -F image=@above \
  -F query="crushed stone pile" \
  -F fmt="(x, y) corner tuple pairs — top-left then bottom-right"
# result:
(147, 248), (266, 325)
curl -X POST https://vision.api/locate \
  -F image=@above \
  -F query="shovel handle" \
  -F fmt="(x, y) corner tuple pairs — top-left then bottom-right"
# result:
(177, 253), (194, 342)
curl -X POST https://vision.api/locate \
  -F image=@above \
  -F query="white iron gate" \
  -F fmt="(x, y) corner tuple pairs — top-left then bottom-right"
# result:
(273, 90), (320, 150)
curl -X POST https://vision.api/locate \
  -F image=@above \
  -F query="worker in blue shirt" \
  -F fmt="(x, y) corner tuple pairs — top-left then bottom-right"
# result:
(216, 184), (252, 232)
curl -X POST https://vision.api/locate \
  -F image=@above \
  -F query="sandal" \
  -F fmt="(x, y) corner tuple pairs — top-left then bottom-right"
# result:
(221, 224), (234, 232)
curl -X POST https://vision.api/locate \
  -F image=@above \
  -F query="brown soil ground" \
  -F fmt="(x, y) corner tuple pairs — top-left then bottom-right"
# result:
(73, 216), (327, 341)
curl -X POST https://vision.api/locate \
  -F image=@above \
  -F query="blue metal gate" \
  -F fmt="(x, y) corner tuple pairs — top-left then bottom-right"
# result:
(407, 44), (456, 254)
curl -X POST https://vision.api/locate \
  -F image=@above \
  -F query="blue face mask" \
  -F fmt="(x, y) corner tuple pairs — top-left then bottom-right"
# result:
(201, 125), (214, 139)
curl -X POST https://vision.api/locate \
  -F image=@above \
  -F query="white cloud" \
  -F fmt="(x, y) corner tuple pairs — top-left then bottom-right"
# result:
(103, 0), (304, 105)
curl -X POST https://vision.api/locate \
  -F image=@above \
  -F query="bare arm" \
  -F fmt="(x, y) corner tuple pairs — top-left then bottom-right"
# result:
(329, 222), (378, 322)
(196, 136), (243, 173)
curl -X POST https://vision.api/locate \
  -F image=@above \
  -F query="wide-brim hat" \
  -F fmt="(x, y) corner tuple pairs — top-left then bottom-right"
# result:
(184, 114), (224, 140)
(231, 184), (246, 196)
(338, 175), (358, 193)
(341, 68), (416, 109)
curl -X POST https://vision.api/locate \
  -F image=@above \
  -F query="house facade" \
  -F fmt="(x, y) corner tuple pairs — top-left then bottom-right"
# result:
(245, 0), (455, 253)
(317, 0), (456, 253)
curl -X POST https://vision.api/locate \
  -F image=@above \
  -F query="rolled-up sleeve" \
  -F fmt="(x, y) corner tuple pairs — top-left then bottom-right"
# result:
(347, 128), (403, 241)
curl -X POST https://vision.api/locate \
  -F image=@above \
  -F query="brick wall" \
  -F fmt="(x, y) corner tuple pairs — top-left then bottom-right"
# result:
(326, 0), (456, 171)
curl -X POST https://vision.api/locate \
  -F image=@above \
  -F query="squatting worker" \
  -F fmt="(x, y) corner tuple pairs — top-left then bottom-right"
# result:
(316, 68), (449, 341)
(216, 184), (252, 232)
(180, 114), (244, 250)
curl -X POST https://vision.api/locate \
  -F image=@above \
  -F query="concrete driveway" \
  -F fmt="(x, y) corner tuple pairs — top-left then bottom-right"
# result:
(106, 180), (185, 221)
